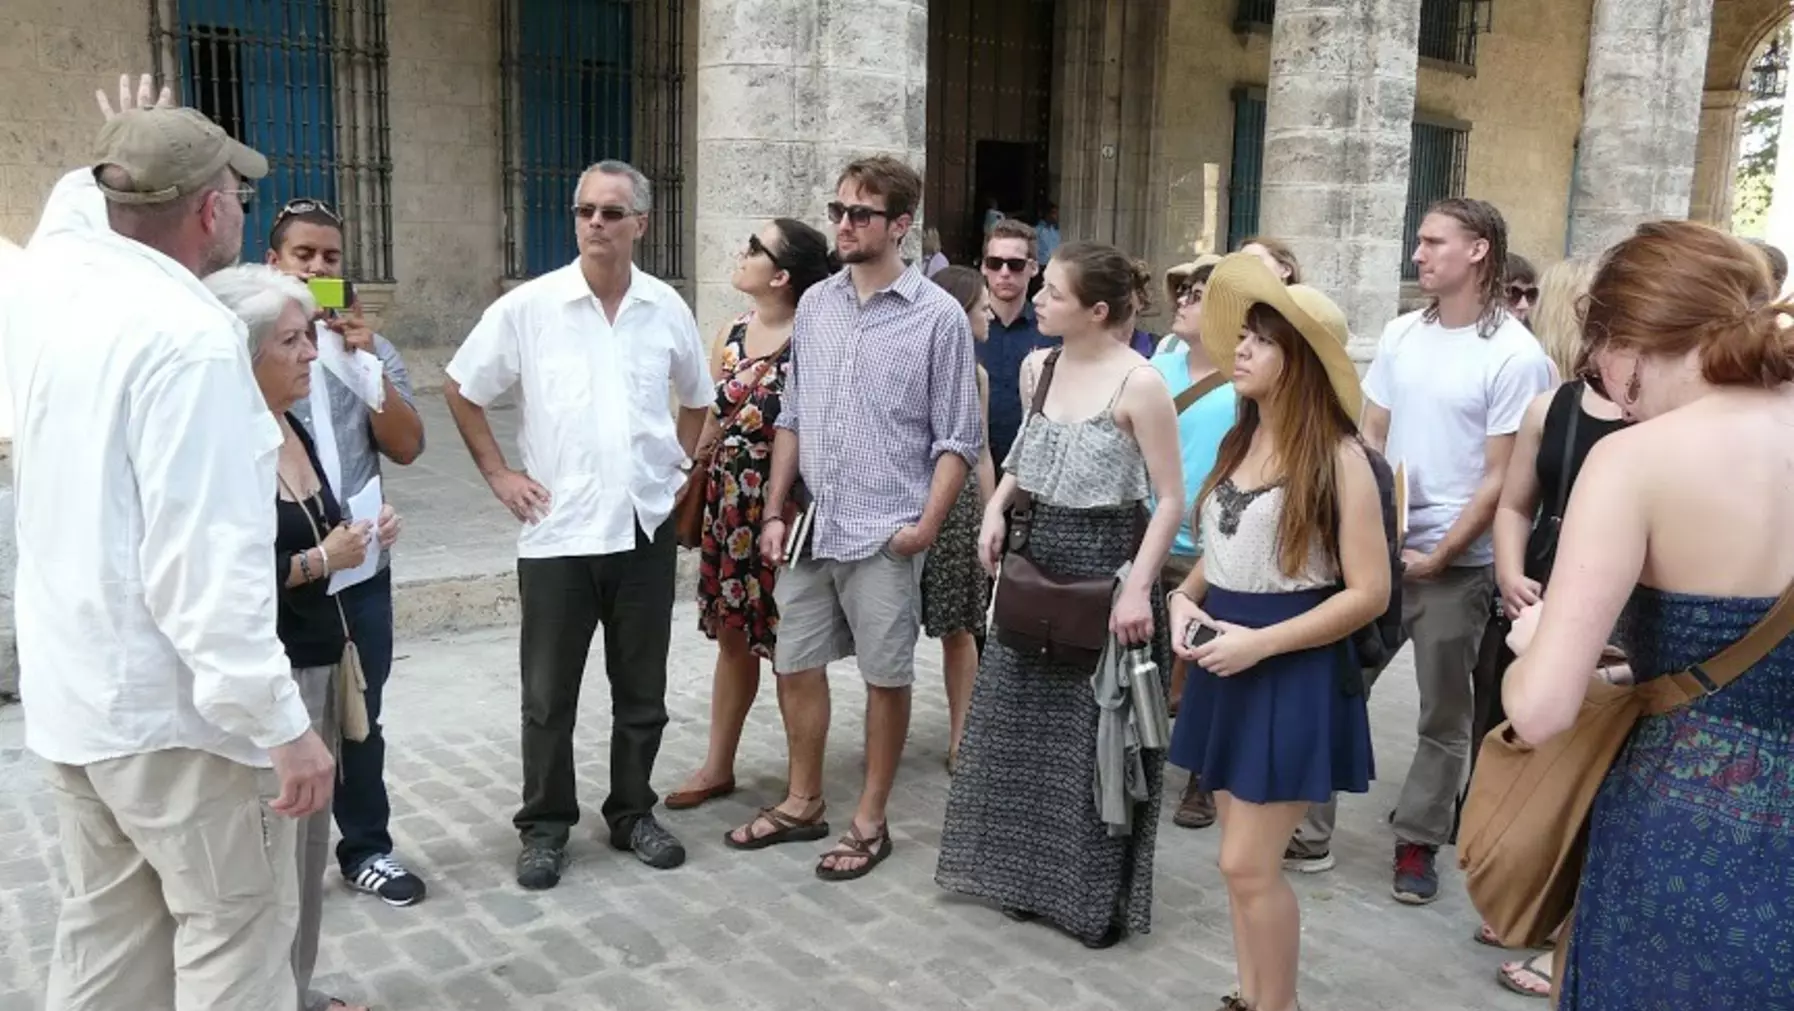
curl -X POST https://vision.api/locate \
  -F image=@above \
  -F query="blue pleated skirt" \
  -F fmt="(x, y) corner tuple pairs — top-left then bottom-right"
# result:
(1168, 586), (1374, 804)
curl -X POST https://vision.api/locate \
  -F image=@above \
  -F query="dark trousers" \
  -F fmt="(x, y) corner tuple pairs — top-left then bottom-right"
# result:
(333, 566), (395, 873)
(514, 520), (676, 848)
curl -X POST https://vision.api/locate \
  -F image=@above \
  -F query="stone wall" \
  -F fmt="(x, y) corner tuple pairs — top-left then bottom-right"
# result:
(0, 0), (697, 385)
(1416, 0), (1593, 265)
(1139, 0), (1594, 342)
(0, 0), (151, 246)
(693, 0), (929, 341)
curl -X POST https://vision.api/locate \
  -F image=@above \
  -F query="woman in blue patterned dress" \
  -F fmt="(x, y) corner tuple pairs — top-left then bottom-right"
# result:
(1504, 220), (1794, 1009)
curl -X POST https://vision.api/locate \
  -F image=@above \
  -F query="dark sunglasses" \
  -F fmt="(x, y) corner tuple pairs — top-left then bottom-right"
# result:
(826, 202), (890, 227)
(982, 256), (1029, 274)
(746, 233), (785, 269)
(274, 196), (337, 224)
(1573, 344), (1610, 401)
(1507, 284), (1540, 304)
(573, 204), (637, 223)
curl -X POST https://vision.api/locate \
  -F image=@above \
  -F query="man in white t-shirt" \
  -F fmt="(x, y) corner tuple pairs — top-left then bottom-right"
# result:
(1287, 199), (1554, 905)
(444, 160), (711, 890)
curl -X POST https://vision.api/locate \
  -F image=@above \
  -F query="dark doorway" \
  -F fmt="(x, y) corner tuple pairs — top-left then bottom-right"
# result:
(974, 140), (1044, 239)
(927, 0), (1058, 265)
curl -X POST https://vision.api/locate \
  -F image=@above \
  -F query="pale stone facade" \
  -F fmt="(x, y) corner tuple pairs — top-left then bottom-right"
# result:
(1259, 0), (1423, 359)
(0, 0), (1784, 358)
(693, 0), (929, 341)
(1568, 0), (1717, 258)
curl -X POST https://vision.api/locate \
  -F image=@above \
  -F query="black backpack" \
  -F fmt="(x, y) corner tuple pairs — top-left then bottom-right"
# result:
(1346, 442), (1404, 679)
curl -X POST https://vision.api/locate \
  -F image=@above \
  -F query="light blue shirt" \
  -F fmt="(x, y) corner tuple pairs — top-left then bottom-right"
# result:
(1150, 349), (1237, 557)
(1036, 222), (1062, 263)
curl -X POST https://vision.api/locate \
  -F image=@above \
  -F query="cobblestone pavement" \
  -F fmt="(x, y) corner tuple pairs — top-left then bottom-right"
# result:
(0, 607), (1537, 1011)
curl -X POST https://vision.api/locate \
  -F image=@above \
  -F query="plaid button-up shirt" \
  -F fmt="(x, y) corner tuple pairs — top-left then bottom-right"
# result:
(776, 265), (983, 562)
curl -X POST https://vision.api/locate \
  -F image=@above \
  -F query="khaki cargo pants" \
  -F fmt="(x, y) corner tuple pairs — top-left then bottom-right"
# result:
(44, 749), (299, 1011)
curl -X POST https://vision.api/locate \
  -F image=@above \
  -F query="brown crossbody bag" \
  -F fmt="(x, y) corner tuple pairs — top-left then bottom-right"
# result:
(1458, 577), (1794, 948)
(991, 348), (1145, 668)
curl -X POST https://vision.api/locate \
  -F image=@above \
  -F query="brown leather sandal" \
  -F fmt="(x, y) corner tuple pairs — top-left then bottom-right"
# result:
(815, 822), (892, 881)
(722, 800), (828, 851)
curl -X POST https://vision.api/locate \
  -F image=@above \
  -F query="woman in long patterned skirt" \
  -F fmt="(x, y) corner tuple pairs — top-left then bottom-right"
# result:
(937, 242), (1185, 949)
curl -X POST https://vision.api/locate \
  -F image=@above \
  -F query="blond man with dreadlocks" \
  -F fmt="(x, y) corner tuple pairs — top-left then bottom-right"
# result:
(1285, 198), (1553, 905)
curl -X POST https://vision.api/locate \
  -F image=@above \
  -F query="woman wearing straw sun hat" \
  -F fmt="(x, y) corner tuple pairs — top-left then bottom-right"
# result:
(1165, 252), (1388, 1011)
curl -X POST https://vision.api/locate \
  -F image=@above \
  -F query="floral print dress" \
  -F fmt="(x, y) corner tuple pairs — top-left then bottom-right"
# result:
(697, 319), (789, 658)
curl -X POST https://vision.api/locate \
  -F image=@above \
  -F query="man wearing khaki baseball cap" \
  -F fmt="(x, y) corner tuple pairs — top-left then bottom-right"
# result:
(4, 100), (337, 1011)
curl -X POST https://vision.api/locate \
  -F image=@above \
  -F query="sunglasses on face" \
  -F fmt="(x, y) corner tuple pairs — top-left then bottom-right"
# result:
(572, 204), (637, 223)
(273, 196), (337, 223)
(746, 233), (784, 269)
(1507, 284), (1540, 304)
(983, 256), (1029, 274)
(826, 202), (890, 227)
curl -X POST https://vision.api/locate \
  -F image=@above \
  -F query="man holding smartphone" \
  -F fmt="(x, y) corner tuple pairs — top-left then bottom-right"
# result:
(268, 199), (430, 907)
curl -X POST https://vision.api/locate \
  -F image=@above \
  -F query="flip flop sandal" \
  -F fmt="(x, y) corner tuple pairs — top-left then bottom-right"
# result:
(722, 803), (829, 851)
(815, 822), (892, 882)
(1496, 953), (1554, 999)
(665, 777), (736, 811)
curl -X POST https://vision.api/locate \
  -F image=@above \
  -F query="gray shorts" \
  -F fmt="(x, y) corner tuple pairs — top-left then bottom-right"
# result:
(773, 540), (926, 687)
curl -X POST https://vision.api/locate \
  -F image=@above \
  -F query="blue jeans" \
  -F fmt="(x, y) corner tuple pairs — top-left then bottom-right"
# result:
(333, 567), (394, 873)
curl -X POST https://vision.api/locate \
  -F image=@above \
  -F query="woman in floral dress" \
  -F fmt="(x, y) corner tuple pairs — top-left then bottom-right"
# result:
(666, 219), (834, 810)
(923, 266), (997, 772)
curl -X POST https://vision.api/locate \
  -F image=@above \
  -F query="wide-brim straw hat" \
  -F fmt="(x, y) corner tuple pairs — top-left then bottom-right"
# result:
(1199, 252), (1362, 421)
(1164, 253), (1224, 308)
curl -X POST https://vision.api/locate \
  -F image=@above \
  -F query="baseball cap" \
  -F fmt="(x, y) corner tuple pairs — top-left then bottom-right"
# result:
(92, 107), (269, 205)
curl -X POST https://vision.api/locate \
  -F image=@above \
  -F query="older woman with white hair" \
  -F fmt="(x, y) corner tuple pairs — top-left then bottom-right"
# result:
(205, 264), (397, 1011)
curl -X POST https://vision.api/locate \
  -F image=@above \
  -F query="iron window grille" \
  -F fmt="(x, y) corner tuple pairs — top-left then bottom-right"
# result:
(149, 0), (394, 281)
(1235, 0), (1274, 31)
(1226, 87), (1267, 252)
(1235, 0), (1487, 70)
(1401, 117), (1471, 281)
(500, 0), (686, 281)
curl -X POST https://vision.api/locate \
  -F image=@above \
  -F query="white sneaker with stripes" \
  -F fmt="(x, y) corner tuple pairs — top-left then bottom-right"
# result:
(346, 854), (427, 907)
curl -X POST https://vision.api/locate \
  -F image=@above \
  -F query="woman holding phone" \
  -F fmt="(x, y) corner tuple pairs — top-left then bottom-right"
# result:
(1165, 254), (1386, 1011)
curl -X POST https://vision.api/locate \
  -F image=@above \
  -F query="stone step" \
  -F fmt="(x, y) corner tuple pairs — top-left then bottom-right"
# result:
(390, 547), (702, 639)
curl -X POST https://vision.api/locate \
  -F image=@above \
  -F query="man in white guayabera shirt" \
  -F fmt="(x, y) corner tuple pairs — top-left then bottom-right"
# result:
(1287, 198), (1553, 907)
(3, 102), (335, 1008)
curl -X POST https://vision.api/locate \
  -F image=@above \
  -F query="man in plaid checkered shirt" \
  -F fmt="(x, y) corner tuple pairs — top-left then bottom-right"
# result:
(732, 155), (982, 881)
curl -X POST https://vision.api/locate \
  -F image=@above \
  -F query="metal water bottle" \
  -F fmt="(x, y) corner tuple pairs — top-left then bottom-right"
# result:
(1127, 647), (1172, 750)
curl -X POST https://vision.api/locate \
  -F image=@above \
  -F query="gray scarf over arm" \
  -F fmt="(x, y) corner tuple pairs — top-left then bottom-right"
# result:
(1091, 561), (1151, 837)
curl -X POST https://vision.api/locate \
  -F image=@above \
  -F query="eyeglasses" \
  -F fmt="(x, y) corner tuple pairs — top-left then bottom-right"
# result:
(273, 197), (338, 224)
(826, 202), (890, 228)
(1176, 282), (1204, 305)
(573, 204), (638, 223)
(1507, 284), (1540, 305)
(982, 256), (1029, 274)
(746, 233), (785, 269)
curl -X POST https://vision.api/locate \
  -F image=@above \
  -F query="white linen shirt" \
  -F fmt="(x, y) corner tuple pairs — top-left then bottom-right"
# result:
(446, 262), (711, 559)
(4, 194), (312, 769)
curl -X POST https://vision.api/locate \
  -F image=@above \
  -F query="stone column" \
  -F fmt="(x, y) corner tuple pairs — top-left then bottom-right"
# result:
(1691, 88), (1748, 228)
(694, 0), (928, 341)
(1257, 0), (1423, 363)
(1567, 0), (1716, 258)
